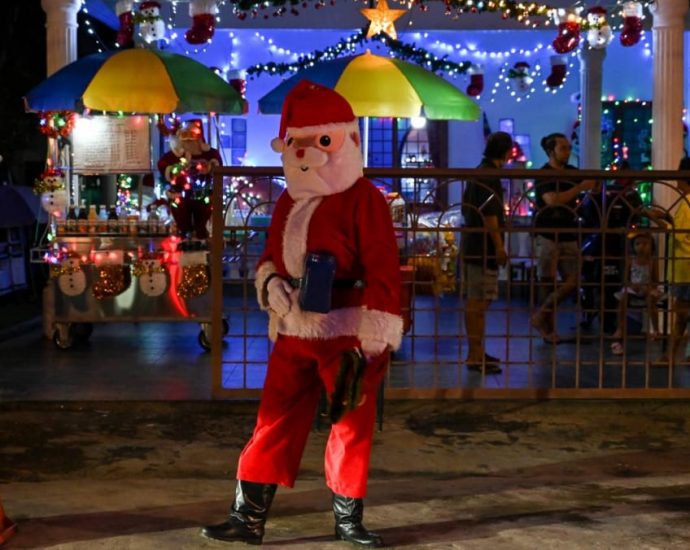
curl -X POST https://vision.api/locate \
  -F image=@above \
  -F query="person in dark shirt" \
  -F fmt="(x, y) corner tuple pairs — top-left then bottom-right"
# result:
(530, 133), (595, 343)
(461, 131), (512, 374)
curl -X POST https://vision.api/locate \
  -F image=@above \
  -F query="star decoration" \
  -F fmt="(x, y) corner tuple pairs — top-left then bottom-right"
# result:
(360, 0), (407, 40)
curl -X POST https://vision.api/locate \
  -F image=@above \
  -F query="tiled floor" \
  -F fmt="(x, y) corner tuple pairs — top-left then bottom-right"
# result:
(2, 291), (690, 401)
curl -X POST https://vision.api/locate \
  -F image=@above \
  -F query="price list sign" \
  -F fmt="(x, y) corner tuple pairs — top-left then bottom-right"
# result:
(72, 116), (151, 174)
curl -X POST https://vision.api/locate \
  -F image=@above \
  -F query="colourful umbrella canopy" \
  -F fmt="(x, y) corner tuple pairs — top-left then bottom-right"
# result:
(24, 49), (247, 115)
(259, 51), (479, 121)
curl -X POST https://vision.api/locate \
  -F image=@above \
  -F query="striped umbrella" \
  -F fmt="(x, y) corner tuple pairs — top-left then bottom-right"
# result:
(24, 48), (247, 114)
(259, 51), (479, 121)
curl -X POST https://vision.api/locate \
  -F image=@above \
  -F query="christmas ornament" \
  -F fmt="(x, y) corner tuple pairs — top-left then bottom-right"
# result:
(92, 250), (130, 300)
(38, 111), (76, 140)
(136, 1), (166, 44)
(115, 0), (134, 48)
(466, 64), (484, 97)
(185, 0), (218, 45)
(585, 6), (613, 50)
(551, 8), (581, 54)
(620, 1), (644, 47)
(54, 256), (87, 297)
(360, 0), (406, 40)
(508, 62), (533, 93)
(177, 251), (210, 299)
(545, 55), (567, 88)
(133, 254), (168, 297)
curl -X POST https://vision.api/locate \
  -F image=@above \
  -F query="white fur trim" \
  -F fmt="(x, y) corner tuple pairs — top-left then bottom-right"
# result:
(286, 120), (359, 139)
(359, 309), (404, 351)
(255, 261), (276, 310)
(282, 198), (321, 277)
(116, 0), (133, 15)
(189, 0), (218, 16)
(268, 306), (363, 342)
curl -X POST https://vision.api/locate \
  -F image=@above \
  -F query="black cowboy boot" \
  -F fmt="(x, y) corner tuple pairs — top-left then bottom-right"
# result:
(333, 493), (383, 547)
(201, 480), (277, 545)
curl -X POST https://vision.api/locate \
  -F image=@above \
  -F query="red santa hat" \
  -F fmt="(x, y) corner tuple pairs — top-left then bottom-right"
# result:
(139, 1), (161, 10)
(277, 80), (356, 140)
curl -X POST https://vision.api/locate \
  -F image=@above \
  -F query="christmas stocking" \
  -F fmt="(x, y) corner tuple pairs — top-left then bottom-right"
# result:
(551, 9), (581, 54)
(466, 64), (484, 97)
(545, 55), (567, 88)
(115, 0), (134, 48)
(177, 251), (210, 299)
(620, 1), (643, 47)
(185, 0), (218, 45)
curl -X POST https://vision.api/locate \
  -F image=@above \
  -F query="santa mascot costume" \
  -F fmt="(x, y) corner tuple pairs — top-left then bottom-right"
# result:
(201, 81), (402, 547)
(157, 119), (221, 239)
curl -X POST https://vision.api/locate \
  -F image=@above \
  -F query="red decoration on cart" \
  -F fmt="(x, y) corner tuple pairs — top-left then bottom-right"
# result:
(185, 0), (219, 45)
(620, 1), (644, 47)
(551, 8), (581, 54)
(115, 0), (135, 48)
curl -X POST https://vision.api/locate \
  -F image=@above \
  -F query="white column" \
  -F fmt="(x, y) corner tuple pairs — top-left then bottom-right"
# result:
(41, 0), (81, 76)
(650, 0), (688, 174)
(578, 47), (606, 169)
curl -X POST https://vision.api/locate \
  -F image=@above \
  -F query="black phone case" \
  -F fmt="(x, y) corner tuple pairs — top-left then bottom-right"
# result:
(299, 252), (337, 313)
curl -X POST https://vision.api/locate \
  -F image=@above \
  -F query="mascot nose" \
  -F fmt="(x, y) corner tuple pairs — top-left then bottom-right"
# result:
(296, 149), (305, 159)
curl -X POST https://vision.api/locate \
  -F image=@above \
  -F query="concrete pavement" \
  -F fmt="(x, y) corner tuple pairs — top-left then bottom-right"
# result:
(2, 400), (690, 548)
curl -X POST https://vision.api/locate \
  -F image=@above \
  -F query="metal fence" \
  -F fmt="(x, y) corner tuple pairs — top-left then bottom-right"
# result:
(209, 167), (690, 399)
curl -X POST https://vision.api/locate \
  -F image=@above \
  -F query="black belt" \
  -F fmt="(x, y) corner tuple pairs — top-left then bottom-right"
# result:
(288, 278), (365, 290)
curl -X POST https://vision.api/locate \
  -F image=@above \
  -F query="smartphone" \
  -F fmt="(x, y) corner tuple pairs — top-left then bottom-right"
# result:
(299, 252), (337, 313)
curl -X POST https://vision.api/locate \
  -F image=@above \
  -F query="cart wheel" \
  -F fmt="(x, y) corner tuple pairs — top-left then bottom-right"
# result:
(198, 329), (211, 351)
(222, 318), (229, 336)
(53, 327), (74, 350)
(73, 323), (93, 341)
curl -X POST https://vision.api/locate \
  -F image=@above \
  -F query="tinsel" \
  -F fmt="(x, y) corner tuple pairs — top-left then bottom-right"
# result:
(132, 260), (166, 278)
(50, 263), (82, 279)
(38, 111), (76, 139)
(92, 265), (130, 299)
(177, 265), (210, 299)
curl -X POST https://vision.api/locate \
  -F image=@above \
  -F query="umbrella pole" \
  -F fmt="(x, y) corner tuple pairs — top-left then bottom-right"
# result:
(362, 116), (369, 168)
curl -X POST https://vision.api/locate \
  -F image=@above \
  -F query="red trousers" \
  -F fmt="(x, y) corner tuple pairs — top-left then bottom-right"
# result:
(236, 334), (388, 498)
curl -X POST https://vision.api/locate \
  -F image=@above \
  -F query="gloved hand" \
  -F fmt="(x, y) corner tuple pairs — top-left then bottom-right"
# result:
(360, 338), (387, 361)
(267, 276), (293, 317)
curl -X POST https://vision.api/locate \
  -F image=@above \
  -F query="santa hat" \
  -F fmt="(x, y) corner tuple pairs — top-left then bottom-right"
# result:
(139, 1), (161, 10)
(277, 80), (356, 140)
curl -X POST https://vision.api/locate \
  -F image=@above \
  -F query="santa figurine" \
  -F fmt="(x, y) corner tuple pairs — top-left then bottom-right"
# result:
(201, 81), (402, 547)
(157, 119), (221, 239)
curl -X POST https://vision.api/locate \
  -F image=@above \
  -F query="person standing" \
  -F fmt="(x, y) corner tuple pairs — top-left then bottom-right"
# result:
(461, 131), (513, 374)
(201, 81), (402, 547)
(530, 133), (595, 343)
(655, 157), (690, 367)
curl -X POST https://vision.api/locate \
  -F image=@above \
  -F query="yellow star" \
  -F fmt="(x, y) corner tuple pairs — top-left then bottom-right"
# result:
(360, 0), (407, 40)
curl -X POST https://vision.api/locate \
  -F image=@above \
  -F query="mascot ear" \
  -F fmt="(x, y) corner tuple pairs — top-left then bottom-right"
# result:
(271, 137), (285, 153)
(350, 132), (360, 147)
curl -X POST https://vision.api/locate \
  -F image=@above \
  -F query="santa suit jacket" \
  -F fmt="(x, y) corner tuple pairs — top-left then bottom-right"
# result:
(157, 149), (222, 193)
(255, 177), (403, 350)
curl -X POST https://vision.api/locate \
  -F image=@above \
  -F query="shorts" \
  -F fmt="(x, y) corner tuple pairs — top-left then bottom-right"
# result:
(462, 262), (498, 301)
(535, 235), (580, 280)
(672, 284), (690, 302)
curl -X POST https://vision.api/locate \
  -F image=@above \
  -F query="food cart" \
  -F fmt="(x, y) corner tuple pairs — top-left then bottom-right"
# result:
(24, 48), (246, 350)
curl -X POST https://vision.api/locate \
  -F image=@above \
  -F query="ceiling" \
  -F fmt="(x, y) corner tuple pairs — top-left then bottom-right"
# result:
(86, 0), (689, 32)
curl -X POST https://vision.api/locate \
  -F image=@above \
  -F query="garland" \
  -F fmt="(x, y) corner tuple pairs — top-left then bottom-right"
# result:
(246, 31), (471, 78)
(39, 111), (76, 139)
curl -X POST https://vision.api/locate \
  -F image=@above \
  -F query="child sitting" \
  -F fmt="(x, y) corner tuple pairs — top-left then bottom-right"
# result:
(611, 232), (664, 355)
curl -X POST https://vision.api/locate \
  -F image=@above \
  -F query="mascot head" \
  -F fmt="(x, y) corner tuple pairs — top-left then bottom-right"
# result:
(271, 80), (363, 200)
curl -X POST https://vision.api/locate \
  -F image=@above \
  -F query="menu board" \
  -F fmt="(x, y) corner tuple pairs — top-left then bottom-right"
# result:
(72, 116), (151, 174)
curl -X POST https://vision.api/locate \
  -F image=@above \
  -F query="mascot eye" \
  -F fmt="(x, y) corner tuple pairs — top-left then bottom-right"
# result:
(315, 130), (345, 152)
(286, 137), (294, 146)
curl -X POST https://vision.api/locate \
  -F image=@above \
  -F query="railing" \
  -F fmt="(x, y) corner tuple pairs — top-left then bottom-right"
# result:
(209, 166), (690, 399)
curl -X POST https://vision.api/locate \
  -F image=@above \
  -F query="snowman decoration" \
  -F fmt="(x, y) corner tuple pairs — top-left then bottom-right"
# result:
(508, 61), (533, 93)
(134, 255), (168, 297)
(137, 1), (166, 44)
(36, 168), (68, 218)
(585, 7), (613, 50)
(56, 255), (87, 297)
